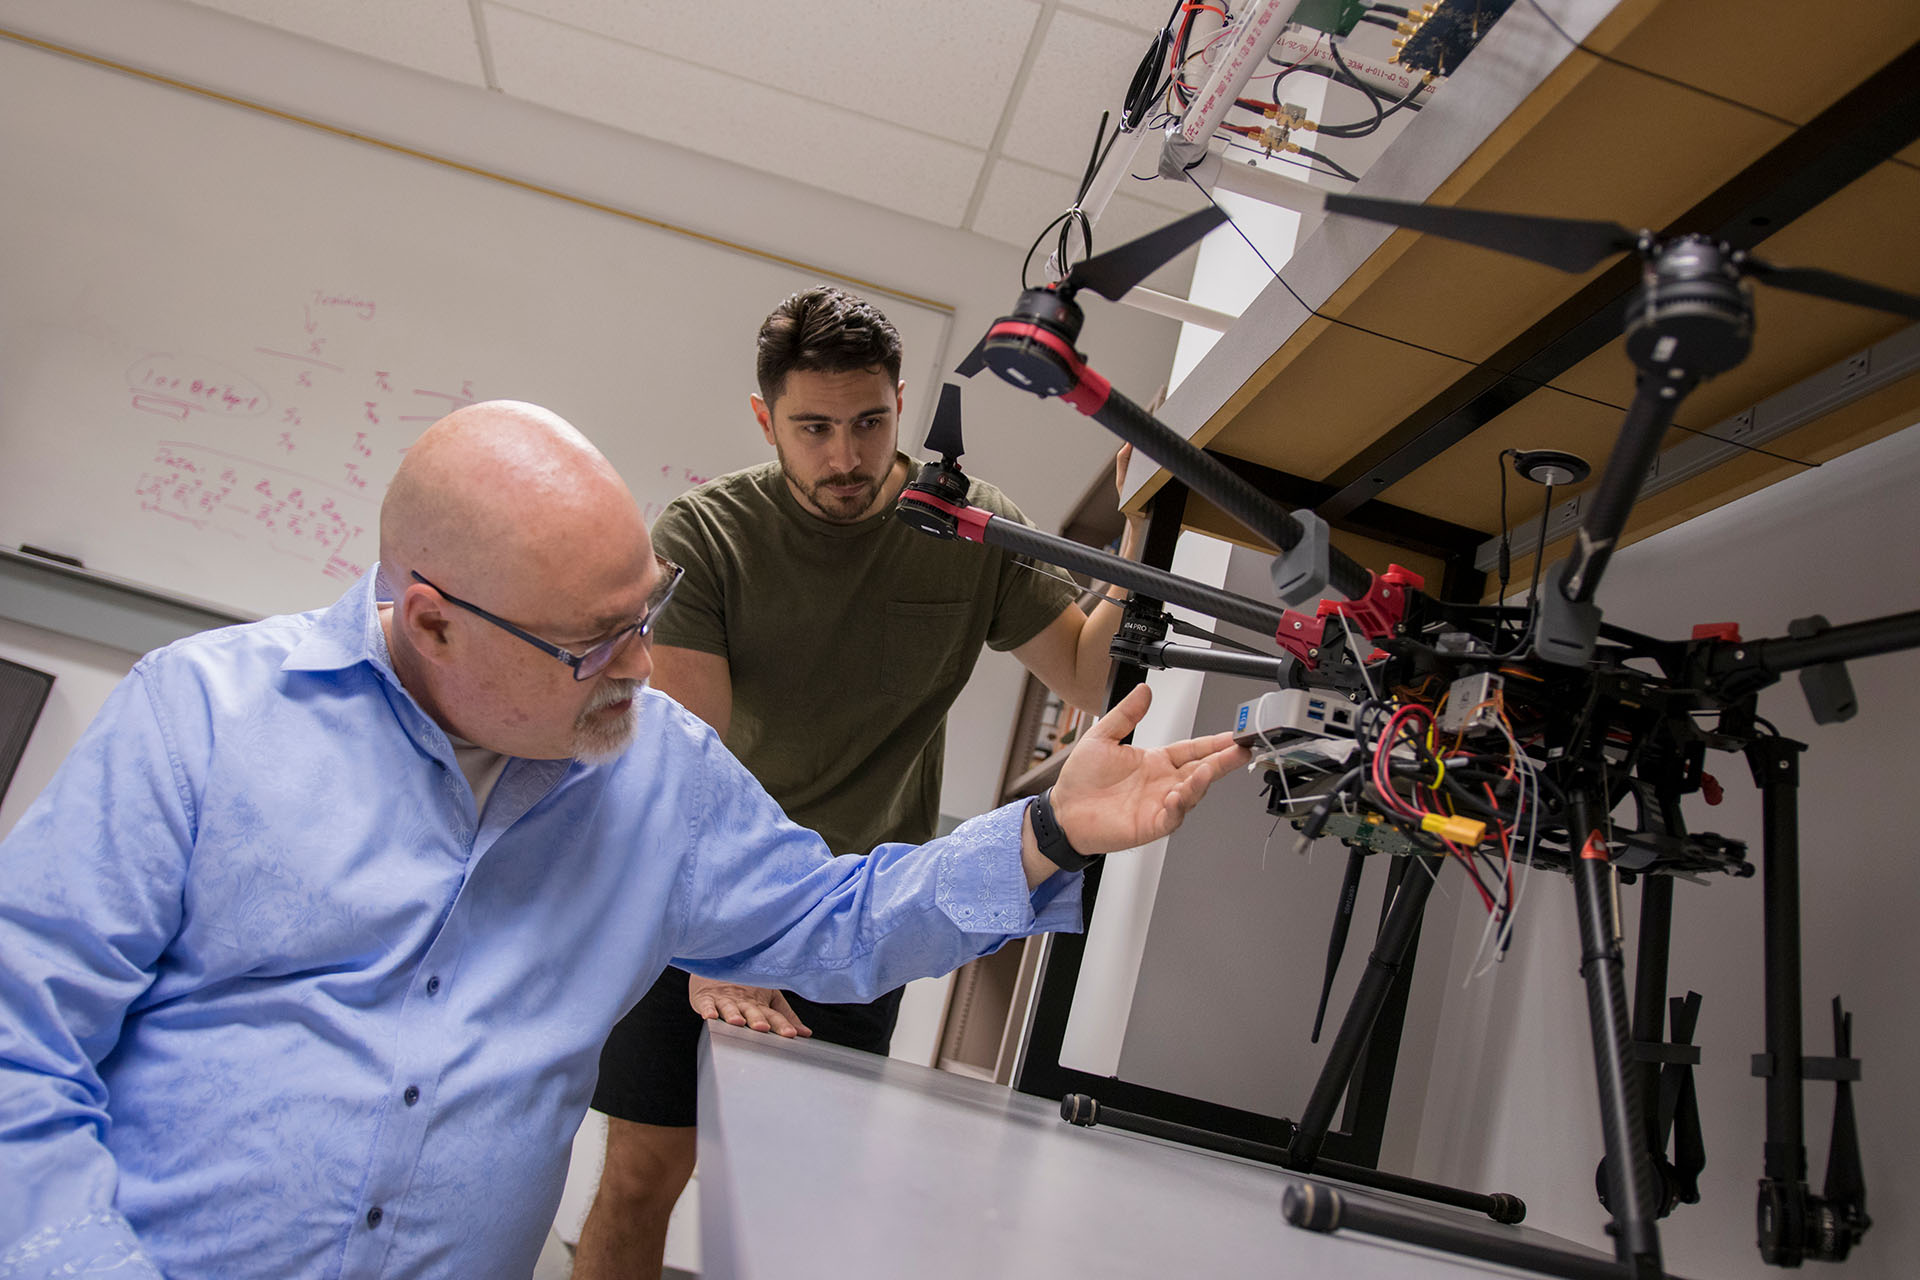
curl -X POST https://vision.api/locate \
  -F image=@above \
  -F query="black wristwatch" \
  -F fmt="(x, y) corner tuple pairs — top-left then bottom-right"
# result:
(1029, 787), (1095, 873)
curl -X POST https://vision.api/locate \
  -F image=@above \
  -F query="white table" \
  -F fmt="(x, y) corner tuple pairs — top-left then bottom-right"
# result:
(696, 1022), (1615, 1279)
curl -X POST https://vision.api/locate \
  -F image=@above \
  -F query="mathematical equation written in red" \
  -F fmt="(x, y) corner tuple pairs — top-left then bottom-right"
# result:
(135, 441), (374, 584)
(127, 290), (482, 587)
(126, 354), (269, 421)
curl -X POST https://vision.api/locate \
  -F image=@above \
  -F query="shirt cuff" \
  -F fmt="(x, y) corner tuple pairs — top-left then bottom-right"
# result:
(1, 1211), (162, 1280)
(933, 800), (1085, 937)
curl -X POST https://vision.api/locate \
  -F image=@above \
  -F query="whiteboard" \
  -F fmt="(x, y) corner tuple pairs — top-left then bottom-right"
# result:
(0, 38), (951, 619)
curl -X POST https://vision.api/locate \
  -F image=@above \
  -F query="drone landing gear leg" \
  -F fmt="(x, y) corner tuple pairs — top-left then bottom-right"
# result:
(1599, 793), (1706, 1222)
(1287, 853), (1443, 1173)
(1747, 735), (1871, 1266)
(1569, 789), (1667, 1278)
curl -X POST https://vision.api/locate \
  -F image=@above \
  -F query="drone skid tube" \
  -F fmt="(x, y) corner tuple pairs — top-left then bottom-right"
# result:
(897, 487), (1291, 638)
(1283, 1182), (1633, 1280)
(1062, 1094), (1525, 1223)
(1124, 638), (1291, 684)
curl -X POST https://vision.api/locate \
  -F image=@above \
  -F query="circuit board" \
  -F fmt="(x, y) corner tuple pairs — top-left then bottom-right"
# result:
(1394, 0), (1516, 75)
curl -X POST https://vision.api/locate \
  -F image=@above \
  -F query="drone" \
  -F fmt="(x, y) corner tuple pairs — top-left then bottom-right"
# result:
(894, 194), (1920, 1279)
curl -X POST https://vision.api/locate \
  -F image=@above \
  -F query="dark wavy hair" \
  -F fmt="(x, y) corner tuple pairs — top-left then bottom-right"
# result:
(755, 285), (902, 406)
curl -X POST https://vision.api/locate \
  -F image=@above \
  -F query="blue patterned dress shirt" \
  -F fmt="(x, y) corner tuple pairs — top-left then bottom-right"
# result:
(0, 568), (1081, 1278)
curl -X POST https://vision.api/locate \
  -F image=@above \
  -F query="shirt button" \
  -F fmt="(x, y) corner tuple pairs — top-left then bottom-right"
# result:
(426, 976), (441, 996)
(366, 1206), (384, 1229)
(403, 1085), (420, 1106)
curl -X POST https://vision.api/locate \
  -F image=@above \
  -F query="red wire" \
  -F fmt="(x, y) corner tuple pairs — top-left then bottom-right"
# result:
(1373, 704), (1431, 821)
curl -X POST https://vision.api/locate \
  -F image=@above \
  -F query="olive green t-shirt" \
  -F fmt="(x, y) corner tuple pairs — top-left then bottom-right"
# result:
(648, 456), (1080, 857)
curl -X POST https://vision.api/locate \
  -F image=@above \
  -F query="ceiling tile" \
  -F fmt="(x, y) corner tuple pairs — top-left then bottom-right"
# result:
(1059, 1), (1181, 35)
(1000, 8), (1167, 178)
(484, 5), (985, 226)
(492, 0), (1039, 148)
(180, 0), (487, 86)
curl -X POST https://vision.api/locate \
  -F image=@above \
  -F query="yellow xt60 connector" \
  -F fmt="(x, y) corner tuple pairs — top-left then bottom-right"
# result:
(1421, 813), (1487, 845)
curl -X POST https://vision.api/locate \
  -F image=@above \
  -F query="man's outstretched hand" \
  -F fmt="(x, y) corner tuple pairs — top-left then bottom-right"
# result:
(1021, 683), (1250, 886)
(688, 974), (813, 1038)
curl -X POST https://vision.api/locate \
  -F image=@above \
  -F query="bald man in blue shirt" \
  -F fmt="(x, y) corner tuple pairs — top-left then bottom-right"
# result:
(0, 400), (1245, 1278)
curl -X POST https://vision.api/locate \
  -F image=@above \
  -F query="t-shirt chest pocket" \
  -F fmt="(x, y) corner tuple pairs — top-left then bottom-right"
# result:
(881, 600), (974, 698)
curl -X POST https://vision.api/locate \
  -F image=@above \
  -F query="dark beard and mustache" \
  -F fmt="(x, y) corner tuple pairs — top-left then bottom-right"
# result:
(800, 468), (880, 521)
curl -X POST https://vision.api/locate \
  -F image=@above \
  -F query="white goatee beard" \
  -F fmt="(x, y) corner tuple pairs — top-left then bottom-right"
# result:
(572, 678), (642, 764)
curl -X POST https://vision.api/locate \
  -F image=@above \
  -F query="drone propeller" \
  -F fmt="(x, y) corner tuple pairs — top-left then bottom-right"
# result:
(1061, 206), (1229, 300)
(954, 336), (989, 379)
(1321, 193), (1920, 319)
(1739, 256), (1920, 321)
(924, 382), (967, 460)
(1322, 193), (1640, 273)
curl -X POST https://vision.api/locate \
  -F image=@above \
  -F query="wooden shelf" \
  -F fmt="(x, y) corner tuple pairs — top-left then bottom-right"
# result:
(1001, 741), (1070, 801)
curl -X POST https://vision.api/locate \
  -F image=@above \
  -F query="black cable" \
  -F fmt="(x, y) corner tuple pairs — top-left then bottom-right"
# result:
(1292, 143), (1360, 183)
(1075, 110), (1114, 203)
(1317, 73), (1430, 138)
(1055, 111), (1120, 278)
(1495, 480), (1556, 659)
(1327, 42), (1383, 136)
(1020, 209), (1091, 291)
(1496, 449), (1514, 603)
(1165, 615), (1277, 657)
(1359, 14), (1402, 31)
(1369, 3), (1413, 17)
(1271, 62), (1424, 115)
(1496, 449), (1515, 645)
(1184, 169), (1285, 279)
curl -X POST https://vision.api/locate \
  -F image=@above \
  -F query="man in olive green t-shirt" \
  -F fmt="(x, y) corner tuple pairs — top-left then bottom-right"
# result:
(574, 286), (1140, 1280)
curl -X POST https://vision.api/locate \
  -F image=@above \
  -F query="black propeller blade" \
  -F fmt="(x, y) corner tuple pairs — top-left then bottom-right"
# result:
(1064, 206), (1229, 300)
(1310, 847), (1367, 1044)
(924, 383), (967, 460)
(1322, 193), (1640, 273)
(1741, 256), (1920, 321)
(1322, 193), (1920, 322)
(953, 335), (989, 378)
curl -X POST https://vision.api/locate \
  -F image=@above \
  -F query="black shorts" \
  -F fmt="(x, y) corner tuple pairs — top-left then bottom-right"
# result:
(591, 965), (904, 1127)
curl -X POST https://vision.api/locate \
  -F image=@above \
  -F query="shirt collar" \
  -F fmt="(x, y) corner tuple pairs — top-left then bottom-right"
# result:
(282, 564), (399, 677)
(278, 568), (586, 798)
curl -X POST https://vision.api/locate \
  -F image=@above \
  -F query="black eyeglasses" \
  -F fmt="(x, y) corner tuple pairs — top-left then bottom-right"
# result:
(410, 556), (683, 681)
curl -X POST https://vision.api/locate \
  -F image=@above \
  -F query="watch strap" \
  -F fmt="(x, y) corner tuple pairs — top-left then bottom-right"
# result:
(1030, 786), (1094, 873)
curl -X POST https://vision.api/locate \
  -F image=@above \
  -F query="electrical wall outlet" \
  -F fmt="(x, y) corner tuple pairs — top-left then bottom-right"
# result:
(1841, 351), (1871, 383)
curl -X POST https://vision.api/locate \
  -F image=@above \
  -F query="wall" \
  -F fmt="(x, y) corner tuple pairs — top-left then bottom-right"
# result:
(1402, 421), (1920, 1278)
